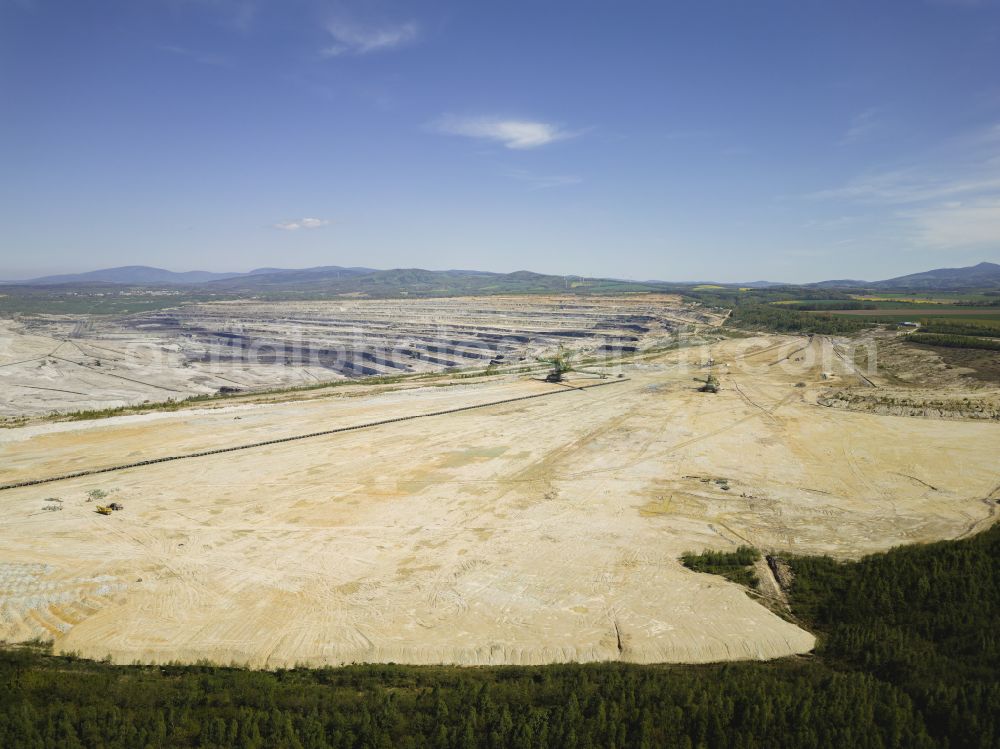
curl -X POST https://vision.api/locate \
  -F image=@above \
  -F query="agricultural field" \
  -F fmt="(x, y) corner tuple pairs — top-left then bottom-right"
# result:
(852, 292), (1000, 304)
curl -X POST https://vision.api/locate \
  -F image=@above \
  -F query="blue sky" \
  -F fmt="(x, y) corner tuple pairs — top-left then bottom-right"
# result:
(2, 0), (1000, 282)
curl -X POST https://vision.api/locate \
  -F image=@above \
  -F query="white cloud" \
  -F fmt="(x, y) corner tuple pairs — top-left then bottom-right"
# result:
(273, 217), (329, 231)
(433, 116), (577, 150)
(321, 20), (418, 57)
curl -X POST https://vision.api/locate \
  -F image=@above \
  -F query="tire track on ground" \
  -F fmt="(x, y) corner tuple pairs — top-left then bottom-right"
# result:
(0, 379), (629, 491)
(49, 355), (186, 394)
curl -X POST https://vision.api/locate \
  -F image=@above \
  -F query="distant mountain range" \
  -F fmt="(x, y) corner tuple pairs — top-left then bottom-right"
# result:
(863, 261), (1000, 290)
(808, 262), (1000, 290)
(5, 265), (654, 298)
(17, 265), (377, 286)
(6, 261), (1000, 293)
(18, 266), (243, 285)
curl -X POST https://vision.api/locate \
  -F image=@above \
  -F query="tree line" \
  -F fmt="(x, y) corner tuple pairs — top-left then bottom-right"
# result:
(726, 304), (873, 335)
(916, 321), (1000, 338)
(907, 333), (1000, 351)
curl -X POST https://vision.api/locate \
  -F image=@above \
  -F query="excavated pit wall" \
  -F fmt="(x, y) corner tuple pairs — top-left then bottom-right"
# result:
(1, 295), (710, 418)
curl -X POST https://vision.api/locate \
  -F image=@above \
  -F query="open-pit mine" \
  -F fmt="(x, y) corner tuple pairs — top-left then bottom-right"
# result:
(1, 295), (997, 667)
(0, 295), (708, 419)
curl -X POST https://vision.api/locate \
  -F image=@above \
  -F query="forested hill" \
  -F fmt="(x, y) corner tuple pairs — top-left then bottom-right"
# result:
(203, 267), (657, 296)
(2, 523), (997, 748)
(873, 261), (1000, 290)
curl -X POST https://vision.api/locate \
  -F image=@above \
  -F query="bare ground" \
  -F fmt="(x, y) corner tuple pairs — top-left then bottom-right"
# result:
(0, 332), (997, 667)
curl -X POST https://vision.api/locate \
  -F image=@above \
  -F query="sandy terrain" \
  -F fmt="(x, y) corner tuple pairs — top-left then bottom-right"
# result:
(815, 331), (1000, 419)
(1, 334), (997, 667)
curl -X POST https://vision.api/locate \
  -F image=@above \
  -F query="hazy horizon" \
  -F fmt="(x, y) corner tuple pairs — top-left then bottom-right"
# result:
(3, 258), (1000, 286)
(3, 0), (1000, 283)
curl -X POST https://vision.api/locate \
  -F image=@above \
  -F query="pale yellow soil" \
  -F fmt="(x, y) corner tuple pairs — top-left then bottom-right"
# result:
(1, 334), (997, 668)
(814, 331), (1000, 418)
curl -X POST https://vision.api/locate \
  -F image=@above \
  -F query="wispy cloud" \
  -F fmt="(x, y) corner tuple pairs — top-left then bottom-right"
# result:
(223, 0), (258, 32)
(321, 19), (419, 57)
(782, 248), (832, 258)
(808, 170), (1000, 204)
(433, 116), (578, 150)
(501, 169), (582, 191)
(157, 44), (234, 68)
(840, 108), (882, 145)
(273, 217), (329, 231)
(175, 0), (259, 33)
(801, 215), (858, 231)
(809, 122), (1000, 249)
(662, 129), (716, 141)
(903, 197), (1000, 247)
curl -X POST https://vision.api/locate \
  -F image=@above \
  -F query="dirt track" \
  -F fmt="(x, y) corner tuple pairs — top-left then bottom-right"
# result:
(1, 334), (997, 667)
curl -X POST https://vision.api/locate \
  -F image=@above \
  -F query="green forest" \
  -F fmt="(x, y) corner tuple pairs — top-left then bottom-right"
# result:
(668, 285), (876, 335)
(782, 301), (878, 311)
(680, 545), (761, 588)
(916, 321), (1000, 338)
(907, 332), (1000, 351)
(727, 304), (873, 335)
(2, 523), (998, 748)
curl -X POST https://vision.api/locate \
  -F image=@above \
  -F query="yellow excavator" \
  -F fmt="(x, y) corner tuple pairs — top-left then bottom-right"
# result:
(95, 502), (123, 515)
